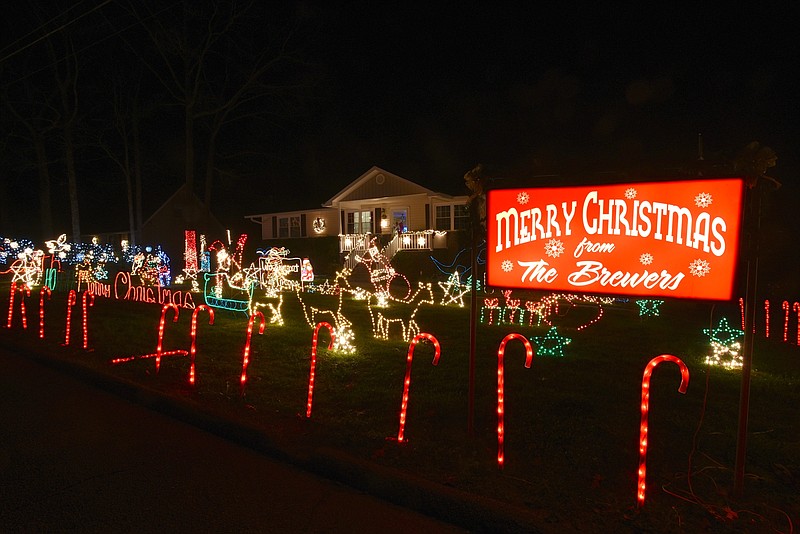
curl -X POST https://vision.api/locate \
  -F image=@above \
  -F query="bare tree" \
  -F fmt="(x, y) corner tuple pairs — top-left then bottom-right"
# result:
(3, 75), (60, 239)
(123, 0), (314, 210)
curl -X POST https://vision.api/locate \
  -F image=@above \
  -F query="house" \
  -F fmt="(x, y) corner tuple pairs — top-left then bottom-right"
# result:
(141, 184), (227, 263)
(245, 166), (470, 266)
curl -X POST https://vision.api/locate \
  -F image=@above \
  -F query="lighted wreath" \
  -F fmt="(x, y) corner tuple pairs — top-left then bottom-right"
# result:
(312, 217), (325, 233)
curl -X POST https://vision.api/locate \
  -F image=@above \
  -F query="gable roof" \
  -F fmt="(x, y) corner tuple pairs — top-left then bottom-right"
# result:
(322, 166), (438, 207)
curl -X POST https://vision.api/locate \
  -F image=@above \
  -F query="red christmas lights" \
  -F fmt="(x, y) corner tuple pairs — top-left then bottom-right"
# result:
(395, 333), (440, 443)
(188, 305), (214, 385)
(782, 300), (789, 342)
(6, 282), (31, 329)
(64, 290), (77, 345)
(795, 302), (800, 345)
(39, 286), (50, 338)
(156, 304), (180, 372)
(496, 333), (534, 468)
(305, 321), (335, 417)
(81, 290), (94, 349)
(636, 354), (689, 508)
(764, 299), (770, 338)
(240, 311), (267, 392)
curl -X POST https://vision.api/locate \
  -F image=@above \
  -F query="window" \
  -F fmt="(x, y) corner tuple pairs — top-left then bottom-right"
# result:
(434, 203), (470, 230)
(453, 204), (470, 230)
(435, 205), (451, 230)
(346, 210), (372, 234)
(278, 215), (301, 238)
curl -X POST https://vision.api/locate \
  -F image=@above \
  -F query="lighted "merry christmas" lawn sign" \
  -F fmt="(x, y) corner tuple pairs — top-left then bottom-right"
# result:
(487, 179), (743, 300)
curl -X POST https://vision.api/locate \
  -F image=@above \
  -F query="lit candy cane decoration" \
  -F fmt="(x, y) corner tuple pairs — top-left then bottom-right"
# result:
(15, 284), (31, 329)
(795, 302), (800, 345)
(496, 333), (534, 469)
(5, 282), (29, 329)
(189, 305), (214, 385)
(155, 304), (180, 373)
(240, 311), (267, 392)
(396, 333), (441, 443)
(306, 321), (335, 417)
(764, 299), (770, 338)
(39, 286), (51, 338)
(782, 300), (789, 342)
(6, 281), (16, 328)
(739, 297), (745, 331)
(637, 354), (690, 508)
(64, 290), (77, 345)
(81, 291), (94, 349)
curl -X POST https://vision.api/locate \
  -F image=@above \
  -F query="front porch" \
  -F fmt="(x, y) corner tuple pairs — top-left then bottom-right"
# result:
(339, 230), (447, 269)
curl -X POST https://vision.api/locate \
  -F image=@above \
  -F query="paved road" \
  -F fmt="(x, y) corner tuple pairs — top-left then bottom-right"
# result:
(0, 347), (467, 533)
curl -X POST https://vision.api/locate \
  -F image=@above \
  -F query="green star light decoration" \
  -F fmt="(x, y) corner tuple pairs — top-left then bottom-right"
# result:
(532, 326), (571, 357)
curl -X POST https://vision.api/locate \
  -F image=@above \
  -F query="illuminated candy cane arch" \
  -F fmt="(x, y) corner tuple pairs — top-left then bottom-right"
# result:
(395, 333), (441, 443)
(636, 354), (689, 508)
(496, 333), (533, 469)
(305, 322), (335, 417)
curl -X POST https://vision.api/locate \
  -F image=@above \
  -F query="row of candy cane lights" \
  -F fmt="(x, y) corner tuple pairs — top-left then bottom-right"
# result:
(7, 283), (688, 509)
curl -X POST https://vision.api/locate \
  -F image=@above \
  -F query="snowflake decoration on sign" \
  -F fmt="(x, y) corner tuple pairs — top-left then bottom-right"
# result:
(501, 259), (514, 272)
(625, 188), (637, 200)
(688, 259), (711, 277)
(639, 253), (653, 265)
(544, 239), (565, 258)
(695, 192), (713, 208)
(517, 191), (530, 205)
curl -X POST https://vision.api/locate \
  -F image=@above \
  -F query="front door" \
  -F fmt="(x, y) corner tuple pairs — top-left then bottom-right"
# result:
(391, 209), (407, 234)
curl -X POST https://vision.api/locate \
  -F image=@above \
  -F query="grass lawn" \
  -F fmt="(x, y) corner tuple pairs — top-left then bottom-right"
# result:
(2, 278), (798, 532)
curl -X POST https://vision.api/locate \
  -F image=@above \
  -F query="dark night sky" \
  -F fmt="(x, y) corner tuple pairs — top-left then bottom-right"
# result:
(1, 2), (798, 237)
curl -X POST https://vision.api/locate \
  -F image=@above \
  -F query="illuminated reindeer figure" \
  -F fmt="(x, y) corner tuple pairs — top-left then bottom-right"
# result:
(367, 282), (435, 342)
(502, 289), (522, 324)
(295, 268), (356, 353)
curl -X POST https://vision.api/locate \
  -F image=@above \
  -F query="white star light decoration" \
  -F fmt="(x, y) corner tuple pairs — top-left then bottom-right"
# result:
(639, 253), (653, 266)
(688, 259), (711, 277)
(694, 192), (713, 208)
(501, 260), (513, 272)
(516, 191), (529, 205)
(625, 188), (637, 200)
(544, 239), (564, 258)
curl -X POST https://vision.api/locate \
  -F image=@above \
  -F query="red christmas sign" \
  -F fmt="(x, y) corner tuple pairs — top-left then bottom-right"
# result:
(487, 178), (744, 300)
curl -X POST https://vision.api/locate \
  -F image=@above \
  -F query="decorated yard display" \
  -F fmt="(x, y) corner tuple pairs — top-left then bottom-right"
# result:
(38, 286), (50, 338)
(110, 304), (188, 366)
(63, 290), (94, 349)
(305, 322), (335, 417)
(495, 333), (534, 468)
(394, 333), (441, 443)
(531, 326), (571, 357)
(367, 282), (435, 342)
(636, 299), (664, 317)
(240, 311), (267, 393)
(438, 271), (469, 307)
(296, 269), (356, 353)
(636, 355), (690, 508)
(703, 317), (745, 369)
(188, 305), (215, 385)
(6, 282), (29, 329)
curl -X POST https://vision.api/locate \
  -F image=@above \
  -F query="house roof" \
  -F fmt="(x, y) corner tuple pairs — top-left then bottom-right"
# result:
(322, 166), (445, 207)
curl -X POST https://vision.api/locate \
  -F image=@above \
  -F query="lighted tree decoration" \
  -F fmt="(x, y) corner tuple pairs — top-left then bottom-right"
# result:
(703, 317), (745, 369)
(531, 326), (571, 357)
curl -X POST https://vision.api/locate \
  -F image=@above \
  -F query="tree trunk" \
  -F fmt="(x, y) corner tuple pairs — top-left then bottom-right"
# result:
(64, 123), (81, 241)
(33, 135), (54, 239)
(132, 112), (142, 245)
